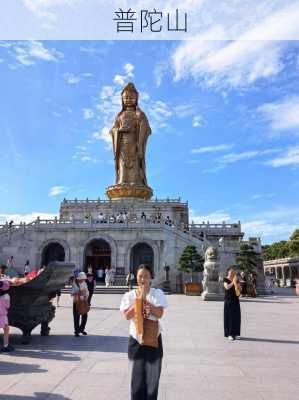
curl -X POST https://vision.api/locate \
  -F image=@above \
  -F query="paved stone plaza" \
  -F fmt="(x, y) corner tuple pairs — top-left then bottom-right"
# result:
(0, 291), (298, 400)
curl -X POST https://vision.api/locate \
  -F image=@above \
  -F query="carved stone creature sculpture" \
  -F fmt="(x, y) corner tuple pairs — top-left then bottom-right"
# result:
(202, 246), (222, 301)
(203, 246), (219, 282)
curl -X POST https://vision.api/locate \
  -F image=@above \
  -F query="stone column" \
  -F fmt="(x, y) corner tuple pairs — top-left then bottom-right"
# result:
(282, 267), (286, 287)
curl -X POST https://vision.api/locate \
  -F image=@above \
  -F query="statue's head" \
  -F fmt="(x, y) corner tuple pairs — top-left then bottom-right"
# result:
(205, 246), (218, 262)
(121, 82), (138, 109)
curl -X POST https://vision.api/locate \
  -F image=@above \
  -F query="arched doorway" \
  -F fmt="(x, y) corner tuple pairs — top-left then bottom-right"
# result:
(84, 239), (111, 282)
(41, 242), (65, 266)
(130, 242), (154, 278)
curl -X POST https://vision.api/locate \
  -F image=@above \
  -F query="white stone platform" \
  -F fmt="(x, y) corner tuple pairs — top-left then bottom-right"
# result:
(1, 291), (298, 400)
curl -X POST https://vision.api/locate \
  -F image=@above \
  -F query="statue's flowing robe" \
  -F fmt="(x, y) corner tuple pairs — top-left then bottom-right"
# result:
(110, 107), (151, 186)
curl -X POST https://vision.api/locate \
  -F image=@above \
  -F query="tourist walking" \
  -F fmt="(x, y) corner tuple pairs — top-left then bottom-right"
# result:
(223, 267), (241, 341)
(86, 270), (96, 306)
(126, 271), (134, 291)
(120, 264), (168, 400)
(110, 266), (116, 286)
(71, 272), (89, 336)
(56, 289), (61, 307)
(0, 270), (14, 352)
(239, 271), (247, 297)
(105, 266), (111, 287)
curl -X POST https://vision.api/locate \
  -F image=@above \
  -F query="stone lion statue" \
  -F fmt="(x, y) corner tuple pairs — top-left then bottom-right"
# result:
(203, 246), (219, 282)
(205, 246), (218, 262)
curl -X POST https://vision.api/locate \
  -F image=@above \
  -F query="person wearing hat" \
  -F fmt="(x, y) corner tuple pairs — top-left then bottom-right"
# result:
(71, 271), (89, 337)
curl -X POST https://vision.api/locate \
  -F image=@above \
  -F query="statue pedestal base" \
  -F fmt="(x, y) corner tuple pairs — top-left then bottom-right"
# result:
(202, 281), (223, 301)
(202, 291), (223, 301)
(106, 184), (153, 200)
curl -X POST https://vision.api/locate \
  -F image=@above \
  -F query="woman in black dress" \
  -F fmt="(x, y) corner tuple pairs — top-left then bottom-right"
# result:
(223, 267), (241, 341)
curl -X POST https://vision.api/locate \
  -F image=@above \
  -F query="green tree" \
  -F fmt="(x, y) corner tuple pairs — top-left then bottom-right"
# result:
(289, 229), (299, 256)
(262, 241), (290, 260)
(236, 243), (260, 275)
(178, 245), (204, 282)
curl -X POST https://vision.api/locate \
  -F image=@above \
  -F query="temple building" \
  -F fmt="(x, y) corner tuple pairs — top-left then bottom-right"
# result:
(0, 82), (264, 292)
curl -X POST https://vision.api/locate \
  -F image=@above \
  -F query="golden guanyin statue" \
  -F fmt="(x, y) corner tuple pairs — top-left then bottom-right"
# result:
(106, 83), (153, 200)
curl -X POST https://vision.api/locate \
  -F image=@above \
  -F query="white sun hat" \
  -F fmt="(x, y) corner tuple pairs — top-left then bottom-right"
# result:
(77, 271), (87, 280)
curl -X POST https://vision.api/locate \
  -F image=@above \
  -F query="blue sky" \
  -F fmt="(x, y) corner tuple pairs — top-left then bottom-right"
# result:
(0, 39), (298, 244)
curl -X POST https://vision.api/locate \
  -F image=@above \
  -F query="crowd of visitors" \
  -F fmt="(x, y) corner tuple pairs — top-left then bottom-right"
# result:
(0, 251), (277, 397)
(82, 210), (178, 228)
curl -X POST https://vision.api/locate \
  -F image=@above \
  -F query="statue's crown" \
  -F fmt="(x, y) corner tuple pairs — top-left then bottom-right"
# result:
(122, 82), (138, 95)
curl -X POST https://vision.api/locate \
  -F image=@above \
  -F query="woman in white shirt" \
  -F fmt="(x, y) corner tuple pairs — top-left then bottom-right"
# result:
(120, 264), (167, 400)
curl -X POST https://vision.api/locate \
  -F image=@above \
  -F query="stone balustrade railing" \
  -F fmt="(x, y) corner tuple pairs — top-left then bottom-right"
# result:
(0, 218), (241, 231)
(190, 222), (241, 229)
(61, 197), (187, 205)
(0, 217), (241, 247)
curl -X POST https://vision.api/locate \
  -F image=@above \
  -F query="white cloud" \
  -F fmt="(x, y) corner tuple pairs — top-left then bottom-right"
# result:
(149, 100), (172, 119)
(48, 186), (68, 197)
(251, 193), (275, 200)
(265, 146), (299, 167)
(93, 127), (112, 150)
(201, 147), (282, 173)
(190, 209), (232, 224)
(0, 212), (57, 225)
(113, 63), (135, 88)
(190, 205), (299, 244)
(242, 219), (296, 243)
(170, 1), (299, 90)
(258, 96), (299, 133)
(173, 104), (196, 118)
(172, 39), (285, 90)
(242, 206), (299, 243)
(4, 41), (63, 67)
(83, 108), (94, 120)
(64, 71), (94, 85)
(13, 41), (63, 66)
(154, 62), (169, 87)
(218, 151), (259, 164)
(192, 116), (203, 128)
(64, 73), (81, 84)
(191, 144), (234, 154)
(72, 146), (98, 163)
(23, 0), (76, 28)
(123, 63), (134, 77)
(113, 74), (126, 86)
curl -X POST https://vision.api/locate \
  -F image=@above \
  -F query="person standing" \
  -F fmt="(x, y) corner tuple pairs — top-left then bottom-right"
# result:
(120, 264), (168, 400)
(0, 268), (14, 352)
(86, 270), (96, 306)
(56, 289), (61, 307)
(71, 272), (89, 337)
(126, 271), (134, 291)
(239, 271), (247, 297)
(110, 266), (116, 286)
(105, 266), (111, 288)
(24, 260), (30, 276)
(223, 267), (241, 341)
